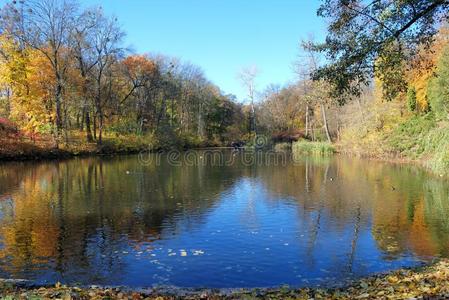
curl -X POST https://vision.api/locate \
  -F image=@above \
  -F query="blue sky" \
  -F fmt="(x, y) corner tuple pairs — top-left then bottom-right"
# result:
(78, 0), (327, 101)
(0, 0), (327, 101)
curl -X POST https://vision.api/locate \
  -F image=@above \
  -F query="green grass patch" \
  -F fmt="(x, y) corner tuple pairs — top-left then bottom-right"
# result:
(385, 113), (449, 176)
(385, 113), (436, 158)
(292, 140), (335, 156)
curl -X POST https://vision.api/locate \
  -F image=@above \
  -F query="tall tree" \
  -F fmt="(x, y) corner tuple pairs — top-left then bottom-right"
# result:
(238, 65), (259, 134)
(72, 8), (101, 142)
(1, 0), (78, 145)
(303, 40), (333, 143)
(311, 0), (449, 102)
(120, 54), (159, 133)
(428, 45), (449, 120)
(90, 11), (124, 145)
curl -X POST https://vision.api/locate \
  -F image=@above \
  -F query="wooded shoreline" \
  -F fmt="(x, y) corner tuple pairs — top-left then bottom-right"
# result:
(0, 140), (446, 180)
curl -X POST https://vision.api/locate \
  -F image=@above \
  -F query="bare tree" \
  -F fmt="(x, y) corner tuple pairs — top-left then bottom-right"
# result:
(238, 65), (259, 134)
(259, 83), (303, 134)
(300, 40), (333, 143)
(72, 8), (101, 142)
(90, 12), (124, 145)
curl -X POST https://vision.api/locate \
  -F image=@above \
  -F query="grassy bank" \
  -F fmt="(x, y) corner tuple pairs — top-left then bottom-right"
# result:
(0, 130), (226, 161)
(385, 115), (449, 176)
(0, 133), (151, 161)
(1, 260), (449, 299)
(292, 140), (335, 156)
(338, 113), (449, 177)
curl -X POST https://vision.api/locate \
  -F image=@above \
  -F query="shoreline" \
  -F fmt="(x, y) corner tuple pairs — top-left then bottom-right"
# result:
(2, 141), (447, 185)
(1, 142), (446, 179)
(0, 137), (154, 162)
(0, 259), (448, 299)
(334, 146), (448, 179)
(0, 147), (147, 163)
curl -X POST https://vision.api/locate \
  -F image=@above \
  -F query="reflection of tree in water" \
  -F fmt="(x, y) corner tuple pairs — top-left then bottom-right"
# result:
(304, 162), (329, 267)
(0, 155), (240, 282)
(256, 156), (449, 267)
(348, 204), (361, 272)
(0, 153), (449, 283)
(422, 179), (449, 256)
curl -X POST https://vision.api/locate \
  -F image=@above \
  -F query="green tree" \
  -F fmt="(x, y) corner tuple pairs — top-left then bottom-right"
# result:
(428, 46), (449, 120)
(311, 0), (449, 103)
(407, 86), (417, 112)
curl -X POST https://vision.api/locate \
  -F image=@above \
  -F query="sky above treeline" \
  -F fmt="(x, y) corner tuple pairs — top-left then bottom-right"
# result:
(1, 0), (327, 102)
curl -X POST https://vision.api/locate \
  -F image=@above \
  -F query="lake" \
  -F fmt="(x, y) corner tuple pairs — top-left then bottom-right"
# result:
(0, 150), (448, 288)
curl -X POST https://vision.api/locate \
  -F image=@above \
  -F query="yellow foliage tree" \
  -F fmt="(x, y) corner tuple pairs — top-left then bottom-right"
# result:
(406, 26), (449, 113)
(0, 34), (56, 135)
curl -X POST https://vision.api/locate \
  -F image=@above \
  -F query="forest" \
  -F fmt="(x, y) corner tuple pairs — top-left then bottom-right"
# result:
(0, 0), (248, 152)
(0, 0), (448, 176)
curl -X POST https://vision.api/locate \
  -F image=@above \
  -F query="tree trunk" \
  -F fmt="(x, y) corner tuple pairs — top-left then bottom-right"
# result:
(250, 99), (256, 134)
(63, 99), (69, 145)
(305, 104), (309, 138)
(197, 101), (204, 138)
(356, 98), (365, 122)
(311, 123), (316, 141)
(55, 81), (63, 147)
(321, 103), (332, 143)
(84, 107), (93, 142)
(77, 111), (82, 130)
(97, 104), (103, 145)
(5, 88), (11, 115)
(93, 115), (97, 140)
(98, 117), (103, 145)
(81, 80), (94, 142)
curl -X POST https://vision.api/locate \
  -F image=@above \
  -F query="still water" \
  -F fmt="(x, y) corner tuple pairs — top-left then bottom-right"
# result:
(0, 150), (448, 288)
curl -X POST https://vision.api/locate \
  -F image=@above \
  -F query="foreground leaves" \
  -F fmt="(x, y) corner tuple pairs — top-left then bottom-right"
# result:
(2, 260), (449, 299)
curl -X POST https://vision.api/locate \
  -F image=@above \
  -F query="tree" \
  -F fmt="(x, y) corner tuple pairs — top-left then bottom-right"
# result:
(0, 34), (28, 119)
(407, 86), (417, 112)
(302, 40), (333, 143)
(238, 65), (259, 134)
(1, 0), (78, 145)
(0, 34), (56, 136)
(90, 11), (124, 145)
(0, 0), (247, 149)
(311, 0), (449, 102)
(428, 45), (449, 120)
(120, 55), (159, 133)
(72, 8), (103, 142)
(259, 84), (303, 134)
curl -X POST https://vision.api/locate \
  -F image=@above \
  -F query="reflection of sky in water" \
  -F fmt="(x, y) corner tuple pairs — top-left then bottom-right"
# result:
(0, 153), (447, 288)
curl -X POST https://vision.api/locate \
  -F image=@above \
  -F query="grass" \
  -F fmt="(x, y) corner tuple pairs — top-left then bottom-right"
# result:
(292, 140), (335, 156)
(337, 108), (449, 177)
(385, 113), (449, 176)
(273, 142), (292, 151)
(385, 113), (437, 158)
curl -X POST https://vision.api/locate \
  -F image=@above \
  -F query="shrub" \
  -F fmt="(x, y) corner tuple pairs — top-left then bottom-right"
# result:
(274, 142), (291, 151)
(407, 86), (417, 112)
